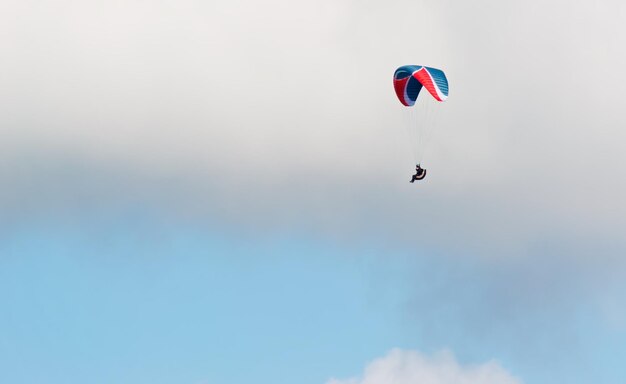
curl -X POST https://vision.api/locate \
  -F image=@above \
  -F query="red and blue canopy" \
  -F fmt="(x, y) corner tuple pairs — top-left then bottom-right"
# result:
(393, 65), (449, 106)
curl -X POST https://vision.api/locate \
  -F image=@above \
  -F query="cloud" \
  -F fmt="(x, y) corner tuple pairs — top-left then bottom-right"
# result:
(2, 0), (625, 245)
(1, 0), (625, 310)
(326, 349), (521, 384)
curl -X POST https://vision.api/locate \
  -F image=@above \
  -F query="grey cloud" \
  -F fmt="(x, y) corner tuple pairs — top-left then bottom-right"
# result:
(2, 0), (626, 280)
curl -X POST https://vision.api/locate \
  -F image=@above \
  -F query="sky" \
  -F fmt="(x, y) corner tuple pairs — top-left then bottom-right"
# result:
(1, 0), (626, 383)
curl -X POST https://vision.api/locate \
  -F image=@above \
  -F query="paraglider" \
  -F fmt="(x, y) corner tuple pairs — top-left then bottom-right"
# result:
(393, 65), (449, 182)
(410, 164), (426, 183)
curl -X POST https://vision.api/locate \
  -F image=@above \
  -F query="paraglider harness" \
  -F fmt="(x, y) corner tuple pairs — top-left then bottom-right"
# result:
(410, 164), (426, 183)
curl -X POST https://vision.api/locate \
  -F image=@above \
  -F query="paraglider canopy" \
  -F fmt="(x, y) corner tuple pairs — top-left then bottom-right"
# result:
(393, 65), (449, 106)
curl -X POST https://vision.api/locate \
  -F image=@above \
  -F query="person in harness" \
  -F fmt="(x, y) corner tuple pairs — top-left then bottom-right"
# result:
(410, 164), (426, 183)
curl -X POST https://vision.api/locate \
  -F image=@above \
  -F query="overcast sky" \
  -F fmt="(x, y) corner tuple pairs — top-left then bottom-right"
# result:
(1, 1), (626, 383)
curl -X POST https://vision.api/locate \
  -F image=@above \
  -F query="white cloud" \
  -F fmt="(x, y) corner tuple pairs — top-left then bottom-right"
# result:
(2, 0), (626, 245)
(327, 349), (521, 384)
(2, 1), (626, 310)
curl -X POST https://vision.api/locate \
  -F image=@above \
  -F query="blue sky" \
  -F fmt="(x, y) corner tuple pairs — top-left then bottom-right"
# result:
(0, 220), (433, 384)
(2, 216), (625, 383)
(2, 0), (626, 383)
